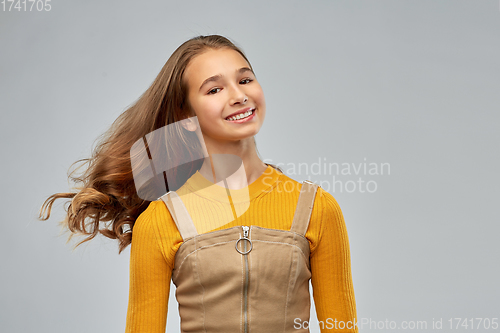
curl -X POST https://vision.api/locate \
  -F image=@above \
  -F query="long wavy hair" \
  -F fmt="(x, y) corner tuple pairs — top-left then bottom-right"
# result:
(38, 34), (283, 254)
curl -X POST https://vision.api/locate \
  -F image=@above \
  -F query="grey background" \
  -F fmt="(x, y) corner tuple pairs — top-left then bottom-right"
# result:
(1, 0), (499, 332)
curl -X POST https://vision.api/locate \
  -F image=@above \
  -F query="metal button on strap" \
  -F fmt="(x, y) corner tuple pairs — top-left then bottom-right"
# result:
(236, 226), (253, 255)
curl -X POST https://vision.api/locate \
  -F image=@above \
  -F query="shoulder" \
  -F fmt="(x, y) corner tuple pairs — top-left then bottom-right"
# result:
(273, 172), (304, 195)
(132, 201), (159, 238)
(132, 200), (174, 237)
(135, 200), (159, 226)
(131, 200), (181, 266)
(272, 174), (341, 213)
(315, 186), (343, 216)
(305, 184), (346, 251)
(277, 173), (340, 208)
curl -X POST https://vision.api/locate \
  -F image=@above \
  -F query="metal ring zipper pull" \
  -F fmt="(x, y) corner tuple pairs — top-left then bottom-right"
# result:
(235, 226), (252, 255)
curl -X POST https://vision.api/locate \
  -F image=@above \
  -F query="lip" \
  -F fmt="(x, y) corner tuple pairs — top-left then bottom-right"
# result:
(224, 107), (255, 120)
(225, 109), (256, 124)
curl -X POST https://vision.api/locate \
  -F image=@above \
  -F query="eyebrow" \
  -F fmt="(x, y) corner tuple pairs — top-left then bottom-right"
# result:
(199, 67), (254, 92)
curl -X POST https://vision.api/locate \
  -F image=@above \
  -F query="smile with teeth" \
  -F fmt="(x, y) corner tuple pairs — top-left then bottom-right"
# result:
(225, 109), (254, 121)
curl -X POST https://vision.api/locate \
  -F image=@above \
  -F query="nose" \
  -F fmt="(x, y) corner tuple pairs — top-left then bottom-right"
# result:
(228, 84), (248, 105)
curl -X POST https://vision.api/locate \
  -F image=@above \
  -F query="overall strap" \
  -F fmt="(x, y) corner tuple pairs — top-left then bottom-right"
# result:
(290, 180), (319, 236)
(159, 191), (198, 241)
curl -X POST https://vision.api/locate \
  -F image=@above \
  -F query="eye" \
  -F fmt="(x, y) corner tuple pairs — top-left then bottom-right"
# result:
(240, 78), (253, 84)
(207, 87), (221, 95)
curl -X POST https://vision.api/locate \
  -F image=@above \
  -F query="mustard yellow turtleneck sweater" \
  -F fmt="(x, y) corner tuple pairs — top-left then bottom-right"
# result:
(125, 165), (358, 332)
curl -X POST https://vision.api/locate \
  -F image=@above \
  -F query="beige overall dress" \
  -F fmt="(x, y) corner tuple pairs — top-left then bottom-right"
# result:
(159, 180), (320, 333)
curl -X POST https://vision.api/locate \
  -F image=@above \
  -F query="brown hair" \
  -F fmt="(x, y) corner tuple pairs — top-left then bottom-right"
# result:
(38, 34), (283, 254)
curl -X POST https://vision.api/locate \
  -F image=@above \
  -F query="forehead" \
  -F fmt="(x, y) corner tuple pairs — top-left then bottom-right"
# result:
(184, 48), (250, 86)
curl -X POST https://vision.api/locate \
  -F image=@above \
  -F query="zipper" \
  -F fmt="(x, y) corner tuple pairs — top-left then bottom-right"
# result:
(241, 226), (250, 333)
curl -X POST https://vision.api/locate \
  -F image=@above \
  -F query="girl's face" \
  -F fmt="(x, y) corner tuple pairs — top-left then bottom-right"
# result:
(183, 48), (266, 147)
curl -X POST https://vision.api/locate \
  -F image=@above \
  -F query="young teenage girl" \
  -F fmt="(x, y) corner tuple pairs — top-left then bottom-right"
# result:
(39, 35), (358, 332)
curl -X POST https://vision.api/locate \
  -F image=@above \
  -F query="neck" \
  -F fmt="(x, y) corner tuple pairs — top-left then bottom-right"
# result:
(198, 137), (267, 190)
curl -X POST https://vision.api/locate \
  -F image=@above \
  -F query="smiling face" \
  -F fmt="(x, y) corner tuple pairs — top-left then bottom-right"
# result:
(183, 48), (266, 148)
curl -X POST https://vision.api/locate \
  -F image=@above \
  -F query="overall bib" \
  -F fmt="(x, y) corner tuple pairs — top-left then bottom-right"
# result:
(159, 180), (320, 333)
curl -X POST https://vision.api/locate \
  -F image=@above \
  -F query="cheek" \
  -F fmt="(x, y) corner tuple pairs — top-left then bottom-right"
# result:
(255, 87), (266, 123)
(254, 87), (266, 108)
(194, 98), (224, 120)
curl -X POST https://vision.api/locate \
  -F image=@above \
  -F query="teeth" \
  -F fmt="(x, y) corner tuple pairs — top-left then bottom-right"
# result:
(226, 109), (254, 121)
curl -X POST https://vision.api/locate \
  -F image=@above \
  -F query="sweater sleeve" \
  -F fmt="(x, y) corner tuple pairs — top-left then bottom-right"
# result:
(125, 202), (172, 333)
(310, 189), (358, 332)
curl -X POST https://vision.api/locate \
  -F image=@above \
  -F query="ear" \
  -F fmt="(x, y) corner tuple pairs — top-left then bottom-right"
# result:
(180, 117), (198, 132)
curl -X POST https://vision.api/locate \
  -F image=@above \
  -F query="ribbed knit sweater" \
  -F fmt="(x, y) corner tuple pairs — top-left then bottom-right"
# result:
(125, 164), (358, 332)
